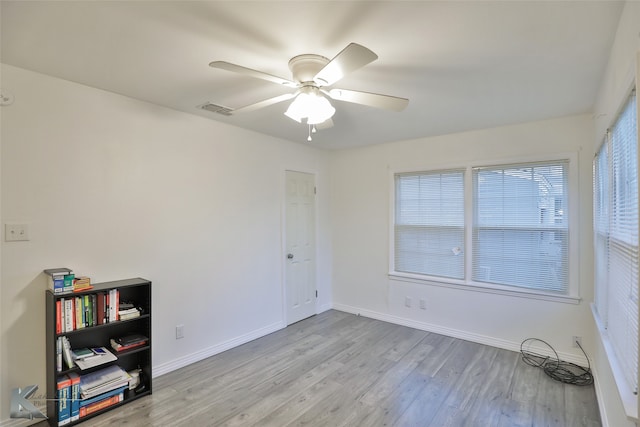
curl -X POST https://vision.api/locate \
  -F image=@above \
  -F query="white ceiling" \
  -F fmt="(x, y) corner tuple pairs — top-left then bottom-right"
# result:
(0, 1), (624, 149)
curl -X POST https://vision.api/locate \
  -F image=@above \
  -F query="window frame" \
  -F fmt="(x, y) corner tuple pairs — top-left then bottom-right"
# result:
(389, 153), (580, 304)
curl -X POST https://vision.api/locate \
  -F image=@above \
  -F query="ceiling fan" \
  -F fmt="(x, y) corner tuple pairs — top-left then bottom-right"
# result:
(207, 43), (409, 140)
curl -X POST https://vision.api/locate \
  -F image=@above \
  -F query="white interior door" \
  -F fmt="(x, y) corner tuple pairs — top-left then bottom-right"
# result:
(285, 170), (316, 325)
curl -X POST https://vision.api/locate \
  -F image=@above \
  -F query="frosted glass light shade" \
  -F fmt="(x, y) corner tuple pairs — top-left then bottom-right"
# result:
(285, 91), (335, 125)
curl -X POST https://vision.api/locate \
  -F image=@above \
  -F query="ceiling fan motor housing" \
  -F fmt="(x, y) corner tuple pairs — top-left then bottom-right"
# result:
(288, 54), (330, 84)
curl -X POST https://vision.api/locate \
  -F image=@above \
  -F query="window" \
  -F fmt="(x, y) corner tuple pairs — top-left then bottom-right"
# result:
(393, 159), (571, 298)
(394, 170), (465, 279)
(593, 90), (638, 395)
(472, 162), (569, 293)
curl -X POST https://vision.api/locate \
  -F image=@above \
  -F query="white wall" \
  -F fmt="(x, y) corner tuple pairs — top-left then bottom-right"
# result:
(330, 113), (595, 360)
(591, 2), (640, 426)
(0, 64), (332, 424)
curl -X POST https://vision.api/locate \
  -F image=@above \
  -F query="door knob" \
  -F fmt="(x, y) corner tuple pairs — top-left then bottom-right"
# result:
(287, 253), (294, 259)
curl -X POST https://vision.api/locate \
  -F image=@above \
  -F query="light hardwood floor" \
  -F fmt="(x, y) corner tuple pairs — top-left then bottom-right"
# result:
(54, 310), (602, 426)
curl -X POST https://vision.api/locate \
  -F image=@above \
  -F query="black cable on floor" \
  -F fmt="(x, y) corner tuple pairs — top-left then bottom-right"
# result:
(520, 338), (594, 386)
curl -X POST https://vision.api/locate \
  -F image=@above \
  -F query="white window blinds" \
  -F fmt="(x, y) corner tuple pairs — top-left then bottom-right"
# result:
(594, 90), (638, 394)
(472, 162), (569, 293)
(394, 170), (465, 279)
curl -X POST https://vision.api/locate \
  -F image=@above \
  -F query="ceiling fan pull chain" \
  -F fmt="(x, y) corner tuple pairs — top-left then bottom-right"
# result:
(307, 124), (313, 142)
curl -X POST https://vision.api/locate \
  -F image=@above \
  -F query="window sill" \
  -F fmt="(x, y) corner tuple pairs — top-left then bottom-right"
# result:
(388, 272), (581, 304)
(591, 304), (639, 423)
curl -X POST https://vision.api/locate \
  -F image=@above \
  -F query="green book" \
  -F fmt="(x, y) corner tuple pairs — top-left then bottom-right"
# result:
(63, 274), (75, 293)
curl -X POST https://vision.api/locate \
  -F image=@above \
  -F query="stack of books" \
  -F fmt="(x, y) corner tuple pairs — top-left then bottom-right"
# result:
(118, 307), (140, 320)
(78, 365), (130, 416)
(45, 268), (74, 294)
(110, 334), (148, 352)
(56, 366), (129, 424)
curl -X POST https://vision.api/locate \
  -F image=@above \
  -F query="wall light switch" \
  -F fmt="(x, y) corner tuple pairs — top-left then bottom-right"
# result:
(5, 224), (29, 241)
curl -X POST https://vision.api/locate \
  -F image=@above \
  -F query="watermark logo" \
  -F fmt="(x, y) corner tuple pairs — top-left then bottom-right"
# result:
(10, 385), (47, 420)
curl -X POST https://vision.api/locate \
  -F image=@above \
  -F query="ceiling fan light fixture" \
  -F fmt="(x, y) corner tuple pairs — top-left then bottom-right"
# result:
(284, 88), (335, 125)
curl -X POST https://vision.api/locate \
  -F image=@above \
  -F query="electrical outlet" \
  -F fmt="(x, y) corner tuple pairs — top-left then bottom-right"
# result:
(176, 324), (184, 339)
(572, 336), (582, 348)
(405, 296), (412, 308)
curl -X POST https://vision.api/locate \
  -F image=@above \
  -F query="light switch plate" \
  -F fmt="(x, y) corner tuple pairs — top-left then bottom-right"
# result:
(5, 224), (29, 241)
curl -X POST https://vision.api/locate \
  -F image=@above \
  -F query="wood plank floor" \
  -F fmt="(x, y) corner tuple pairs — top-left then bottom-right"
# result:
(57, 310), (602, 426)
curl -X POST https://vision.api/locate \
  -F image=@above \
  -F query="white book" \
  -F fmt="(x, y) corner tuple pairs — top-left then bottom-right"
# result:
(74, 348), (117, 370)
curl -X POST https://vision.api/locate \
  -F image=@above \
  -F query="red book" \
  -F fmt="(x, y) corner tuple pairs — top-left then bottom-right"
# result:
(115, 290), (119, 321)
(96, 293), (105, 325)
(114, 341), (146, 352)
(56, 300), (62, 334)
(79, 394), (122, 418)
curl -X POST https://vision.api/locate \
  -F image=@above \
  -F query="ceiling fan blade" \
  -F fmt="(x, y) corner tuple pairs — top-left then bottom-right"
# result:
(209, 61), (297, 88)
(326, 88), (409, 112)
(232, 93), (297, 114)
(313, 43), (378, 87)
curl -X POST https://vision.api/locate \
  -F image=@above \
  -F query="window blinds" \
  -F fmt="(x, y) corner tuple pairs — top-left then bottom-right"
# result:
(472, 162), (569, 293)
(594, 91), (638, 394)
(394, 170), (465, 279)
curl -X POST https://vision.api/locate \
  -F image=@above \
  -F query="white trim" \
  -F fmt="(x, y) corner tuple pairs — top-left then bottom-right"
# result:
(592, 363), (612, 427)
(388, 273), (581, 304)
(153, 321), (285, 377)
(317, 302), (332, 313)
(389, 152), (581, 301)
(0, 412), (47, 427)
(331, 303), (588, 366)
(591, 304), (639, 423)
(0, 400), (46, 427)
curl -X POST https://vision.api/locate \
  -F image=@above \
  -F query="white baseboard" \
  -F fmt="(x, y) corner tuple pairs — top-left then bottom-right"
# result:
(331, 303), (588, 366)
(153, 320), (285, 377)
(0, 406), (46, 427)
(317, 302), (332, 313)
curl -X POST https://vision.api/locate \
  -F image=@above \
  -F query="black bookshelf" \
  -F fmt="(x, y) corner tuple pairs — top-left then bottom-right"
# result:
(45, 278), (152, 426)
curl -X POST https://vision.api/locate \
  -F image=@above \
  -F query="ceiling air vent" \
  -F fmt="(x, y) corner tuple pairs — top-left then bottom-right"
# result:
(199, 102), (233, 116)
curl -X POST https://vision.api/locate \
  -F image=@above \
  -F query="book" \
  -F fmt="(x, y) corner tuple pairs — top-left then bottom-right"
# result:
(96, 292), (106, 325)
(74, 347), (117, 370)
(67, 372), (81, 422)
(84, 295), (90, 327)
(60, 298), (65, 333)
(73, 276), (92, 292)
(61, 336), (75, 369)
(74, 297), (83, 331)
(118, 307), (141, 321)
(79, 385), (126, 408)
(64, 299), (74, 332)
(110, 339), (146, 352)
(79, 392), (123, 418)
(48, 275), (65, 294)
(63, 274), (75, 294)
(92, 294), (97, 326)
(56, 300), (62, 334)
(116, 333), (148, 346)
(45, 268), (73, 276)
(72, 347), (94, 360)
(57, 375), (71, 425)
(56, 337), (63, 373)
(79, 365), (129, 399)
(108, 289), (119, 322)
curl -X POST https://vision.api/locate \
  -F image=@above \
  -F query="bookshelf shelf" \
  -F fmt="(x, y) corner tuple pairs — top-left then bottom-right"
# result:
(46, 277), (152, 426)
